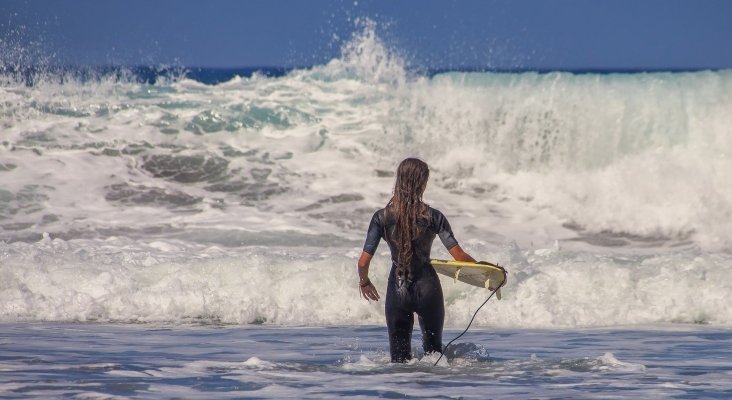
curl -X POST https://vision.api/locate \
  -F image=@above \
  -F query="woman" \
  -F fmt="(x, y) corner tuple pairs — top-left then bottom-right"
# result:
(357, 158), (477, 362)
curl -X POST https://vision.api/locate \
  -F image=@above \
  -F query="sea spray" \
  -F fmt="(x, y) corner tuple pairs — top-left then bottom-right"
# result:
(2, 24), (731, 326)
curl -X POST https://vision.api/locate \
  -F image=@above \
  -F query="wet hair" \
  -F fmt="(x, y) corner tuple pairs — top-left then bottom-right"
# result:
(385, 158), (430, 281)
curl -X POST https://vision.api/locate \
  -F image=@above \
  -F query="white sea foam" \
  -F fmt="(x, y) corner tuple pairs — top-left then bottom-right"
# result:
(1, 237), (731, 328)
(597, 352), (646, 372)
(1, 24), (731, 327)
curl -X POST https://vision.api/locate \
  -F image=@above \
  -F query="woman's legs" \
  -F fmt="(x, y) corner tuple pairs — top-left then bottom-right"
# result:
(416, 276), (444, 354)
(385, 284), (414, 362)
(385, 273), (444, 361)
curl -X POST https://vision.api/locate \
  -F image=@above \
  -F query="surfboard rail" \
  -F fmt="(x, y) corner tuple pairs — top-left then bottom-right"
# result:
(430, 259), (508, 300)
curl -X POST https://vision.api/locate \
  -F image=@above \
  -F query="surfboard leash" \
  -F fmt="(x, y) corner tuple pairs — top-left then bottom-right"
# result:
(433, 265), (508, 367)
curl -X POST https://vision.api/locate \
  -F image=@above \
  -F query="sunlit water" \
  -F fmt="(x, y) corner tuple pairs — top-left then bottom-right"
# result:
(2, 23), (732, 398)
(2, 323), (732, 399)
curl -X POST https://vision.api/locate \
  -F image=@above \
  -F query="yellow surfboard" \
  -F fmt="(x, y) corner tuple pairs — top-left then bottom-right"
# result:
(431, 259), (507, 300)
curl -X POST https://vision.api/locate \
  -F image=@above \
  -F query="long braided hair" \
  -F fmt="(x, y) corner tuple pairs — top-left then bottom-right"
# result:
(385, 158), (431, 282)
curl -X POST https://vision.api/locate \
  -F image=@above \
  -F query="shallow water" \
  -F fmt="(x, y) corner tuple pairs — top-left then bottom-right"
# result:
(3, 22), (732, 400)
(1, 323), (731, 399)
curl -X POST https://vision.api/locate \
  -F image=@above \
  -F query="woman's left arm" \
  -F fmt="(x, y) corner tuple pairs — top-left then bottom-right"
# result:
(448, 244), (476, 263)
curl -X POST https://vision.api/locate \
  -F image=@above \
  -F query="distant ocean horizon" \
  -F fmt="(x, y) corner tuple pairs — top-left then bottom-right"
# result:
(4, 64), (729, 86)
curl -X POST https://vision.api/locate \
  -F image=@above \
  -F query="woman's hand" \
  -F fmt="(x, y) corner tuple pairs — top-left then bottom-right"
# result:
(359, 279), (380, 301)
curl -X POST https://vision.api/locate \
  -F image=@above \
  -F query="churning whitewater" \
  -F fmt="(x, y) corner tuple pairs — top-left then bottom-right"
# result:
(2, 26), (732, 327)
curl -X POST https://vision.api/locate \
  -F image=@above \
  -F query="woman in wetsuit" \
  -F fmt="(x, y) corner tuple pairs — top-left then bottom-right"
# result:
(357, 158), (477, 362)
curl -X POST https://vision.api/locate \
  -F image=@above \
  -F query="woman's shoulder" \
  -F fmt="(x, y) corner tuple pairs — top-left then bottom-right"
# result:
(426, 206), (451, 225)
(373, 207), (386, 215)
(427, 205), (446, 216)
(371, 207), (387, 222)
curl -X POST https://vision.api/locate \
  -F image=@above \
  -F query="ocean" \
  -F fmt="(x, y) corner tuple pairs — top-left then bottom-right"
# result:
(2, 26), (732, 398)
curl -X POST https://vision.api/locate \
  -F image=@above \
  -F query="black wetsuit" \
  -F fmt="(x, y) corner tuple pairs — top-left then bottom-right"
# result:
(362, 207), (459, 362)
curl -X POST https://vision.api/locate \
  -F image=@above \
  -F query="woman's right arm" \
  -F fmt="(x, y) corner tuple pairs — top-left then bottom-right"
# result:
(357, 251), (380, 301)
(358, 211), (383, 301)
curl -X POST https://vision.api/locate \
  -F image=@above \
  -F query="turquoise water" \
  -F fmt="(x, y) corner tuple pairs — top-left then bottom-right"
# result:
(2, 24), (732, 399)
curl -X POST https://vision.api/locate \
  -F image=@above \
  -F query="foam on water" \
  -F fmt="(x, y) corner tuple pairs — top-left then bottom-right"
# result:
(1, 236), (731, 327)
(2, 24), (732, 327)
(2, 323), (731, 399)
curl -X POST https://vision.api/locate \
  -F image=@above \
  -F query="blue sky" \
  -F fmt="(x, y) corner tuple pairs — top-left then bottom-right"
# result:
(2, 0), (731, 71)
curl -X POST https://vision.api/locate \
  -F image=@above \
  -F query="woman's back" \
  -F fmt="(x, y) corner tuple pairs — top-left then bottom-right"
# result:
(363, 206), (458, 280)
